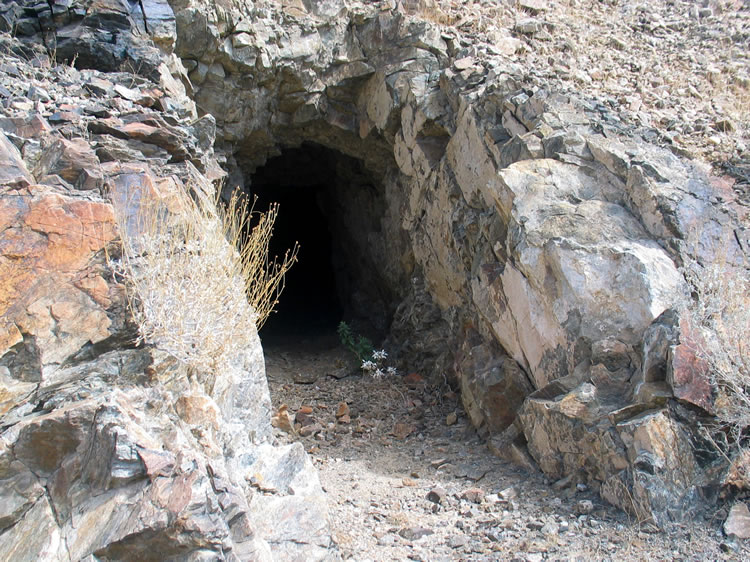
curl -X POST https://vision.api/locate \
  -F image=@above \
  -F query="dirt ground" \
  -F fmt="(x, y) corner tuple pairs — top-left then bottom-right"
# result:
(264, 337), (748, 561)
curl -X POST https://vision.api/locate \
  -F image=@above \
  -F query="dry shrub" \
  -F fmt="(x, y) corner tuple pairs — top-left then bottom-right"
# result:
(111, 184), (297, 372)
(682, 257), (750, 443)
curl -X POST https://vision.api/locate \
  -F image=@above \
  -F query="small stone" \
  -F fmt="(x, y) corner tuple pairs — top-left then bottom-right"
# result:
(27, 85), (51, 102)
(447, 535), (469, 549)
(552, 474), (573, 490)
(403, 372), (424, 388)
(392, 422), (415, 440)
(299, 423), (322, 437)
(446, 412), (458, 426)
(486, 529), (502, 542)
(460, 488), (485, 504)
(48, 111), (80, 124)
(402, 477), (417, 487)
(335, 402), (350, 418)
(527, 520), (545, 531)
(298, 405), (314, 415)
(293, 372), (318, 384)
(430, 458), (448, 469)
(499, 486), (518, 501)
(515, 18), (541, 35)
(295, 411), (315, 426)
(338, 414), (351, 424)
(427, 488), (447, 504)
(541, 521), (559, 536)
(270, 405), (295, 434)
(714, 119), (735, 133)
(398, 526), (433, 540)
(519, 0), (546, 14)
(453, 57), (474, 71)
(724, 502), (750, 539)
(576, 500), (594, 515)
(377, 534), (397, 546)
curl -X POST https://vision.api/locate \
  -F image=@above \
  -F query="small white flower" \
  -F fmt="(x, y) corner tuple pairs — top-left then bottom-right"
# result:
(372, 369), (385, 379)
(372, 349), (388, 361)
(386, 366), (397, 376)
(361, 360), (376, 371)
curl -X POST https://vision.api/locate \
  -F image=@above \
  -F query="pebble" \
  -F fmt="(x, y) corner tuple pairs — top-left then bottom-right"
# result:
(335, 402), (350, 418)
(293, 372), (318, 384)
(445, 412), (457, 426)
(447, 535), (469, 549)
(377, 534), (397, 547)
(427, 488), (447, 504)
(460, 488), (485, 504)
(399, 527), (433, 540)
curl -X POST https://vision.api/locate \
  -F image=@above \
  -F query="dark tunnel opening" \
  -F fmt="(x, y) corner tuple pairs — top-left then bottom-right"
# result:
(241, 143), (391, 348)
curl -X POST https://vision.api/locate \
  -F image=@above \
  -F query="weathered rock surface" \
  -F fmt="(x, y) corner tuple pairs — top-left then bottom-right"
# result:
(158, 0), (746, 526)
(724, 502), (750, 540)
(0, 16), (333, 561)
(0, 0), (747, 549)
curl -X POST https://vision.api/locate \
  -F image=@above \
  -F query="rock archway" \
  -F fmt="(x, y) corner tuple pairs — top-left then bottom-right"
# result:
(171, 0), (745, 526)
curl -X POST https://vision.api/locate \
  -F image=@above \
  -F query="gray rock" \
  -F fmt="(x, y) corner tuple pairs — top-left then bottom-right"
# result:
(724, 502), (750, 540)
(427, 488), (447, 504)
(0, 0), (746, 543)
(399, 526), (434, 540)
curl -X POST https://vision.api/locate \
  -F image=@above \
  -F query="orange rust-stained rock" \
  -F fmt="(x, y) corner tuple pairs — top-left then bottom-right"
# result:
(335, 401), (350, 418)
(668, 315), (714, 414)
(0, 185), (117, 368)
(175, 395), (221, 430)
(403, 372), (424, 389)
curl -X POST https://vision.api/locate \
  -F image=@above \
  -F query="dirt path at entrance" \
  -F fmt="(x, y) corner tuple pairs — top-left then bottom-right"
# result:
(265, 341), (743, 561)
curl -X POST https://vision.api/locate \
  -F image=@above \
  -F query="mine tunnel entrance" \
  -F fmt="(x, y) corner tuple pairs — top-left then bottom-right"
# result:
(242, 143), (393, 348)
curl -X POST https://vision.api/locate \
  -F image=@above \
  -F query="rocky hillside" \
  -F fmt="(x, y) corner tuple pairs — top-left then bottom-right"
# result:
(0, 0), (748, 560)
(0, 4), (331, 560)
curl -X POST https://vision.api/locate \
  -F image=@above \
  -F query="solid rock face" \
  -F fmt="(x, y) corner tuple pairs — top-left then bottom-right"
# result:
(0, 15), (333, 561)
(0, 0), (746, 545)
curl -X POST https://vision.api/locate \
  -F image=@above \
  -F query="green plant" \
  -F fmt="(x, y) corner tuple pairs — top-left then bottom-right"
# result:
(337, 321), (373, 363)
(110, 182), (297, 373)
(337, 322), (397, 378)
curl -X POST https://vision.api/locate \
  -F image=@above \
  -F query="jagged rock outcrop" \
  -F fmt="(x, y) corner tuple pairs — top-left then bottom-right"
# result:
(0, 8), (332, 559)
(1, 0), (747, 546)
(158, 0), (746, 525)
